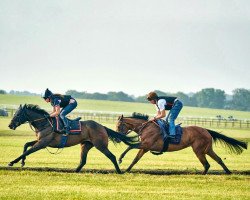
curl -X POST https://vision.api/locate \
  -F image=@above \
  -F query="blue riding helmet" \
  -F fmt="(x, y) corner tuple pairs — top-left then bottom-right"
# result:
(43, 88), (53, 99)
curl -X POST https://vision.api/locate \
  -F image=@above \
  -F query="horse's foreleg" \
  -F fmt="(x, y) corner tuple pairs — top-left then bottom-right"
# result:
(8, 138), (51, 167)
(75, 142), (93, 173)
(126, 149), (148, 172)
(21, 140), (37, 167)
(119, 146), (133, 164)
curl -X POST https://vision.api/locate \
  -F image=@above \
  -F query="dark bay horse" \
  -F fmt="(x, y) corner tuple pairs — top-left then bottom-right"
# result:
(8, 104), (138, 173)
(116, 113), (248, 174)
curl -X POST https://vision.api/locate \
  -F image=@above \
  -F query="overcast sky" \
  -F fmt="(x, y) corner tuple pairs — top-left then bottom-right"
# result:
(0, 0), (249, 96)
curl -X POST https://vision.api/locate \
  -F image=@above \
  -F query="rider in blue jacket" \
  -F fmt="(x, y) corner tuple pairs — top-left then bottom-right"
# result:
(43, 88), (77, 133)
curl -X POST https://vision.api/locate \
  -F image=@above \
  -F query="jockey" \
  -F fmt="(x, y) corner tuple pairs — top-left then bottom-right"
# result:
(147, 91), (183, 138)
(42, 88), (77, 133)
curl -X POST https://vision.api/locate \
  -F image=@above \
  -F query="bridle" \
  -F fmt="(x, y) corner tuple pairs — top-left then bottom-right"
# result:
(118, 118), (158, 135)
(12, 107), (52, 132)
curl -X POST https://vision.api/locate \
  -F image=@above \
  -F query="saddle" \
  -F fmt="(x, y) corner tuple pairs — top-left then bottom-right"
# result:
(152, 119), (183, 155)
(51, 116), (82, 135)
(157, 120), (183, 144)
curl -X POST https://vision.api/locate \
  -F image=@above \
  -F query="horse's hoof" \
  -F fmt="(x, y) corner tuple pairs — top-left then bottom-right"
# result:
(75, 168), (81, 173)
(118, 160), (122, 164)
(21, 163), (25, 167)
(8, 162), (13, 167)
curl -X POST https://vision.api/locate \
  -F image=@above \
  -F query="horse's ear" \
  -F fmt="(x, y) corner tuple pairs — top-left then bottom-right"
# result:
(19, 104), (22, 109)
(118, 115), (123, 121)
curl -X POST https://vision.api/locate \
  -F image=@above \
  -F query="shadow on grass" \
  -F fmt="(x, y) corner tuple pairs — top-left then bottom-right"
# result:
(0, 166), (249, 175)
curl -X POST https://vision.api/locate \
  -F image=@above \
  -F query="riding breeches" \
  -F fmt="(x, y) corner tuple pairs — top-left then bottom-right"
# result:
(60, 100), (77, 128)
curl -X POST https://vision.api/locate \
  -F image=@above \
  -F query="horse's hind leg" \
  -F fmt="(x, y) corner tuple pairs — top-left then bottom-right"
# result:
(192, 143), (210, 174)
(75, 142), (93, 173)
(207, 149), (232, 174)
(99, 147), (122, 174)
(21, 140), (37, 167)
(194, 152), (210, 175)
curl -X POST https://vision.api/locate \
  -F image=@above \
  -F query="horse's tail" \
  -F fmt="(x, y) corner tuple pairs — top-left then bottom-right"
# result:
(206, 129), (248, 154)
(104, 126), (140, 146)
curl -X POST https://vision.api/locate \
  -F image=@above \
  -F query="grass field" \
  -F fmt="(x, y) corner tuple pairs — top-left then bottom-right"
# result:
(0, 95), (250, 199)
(0, 116), (249, 200)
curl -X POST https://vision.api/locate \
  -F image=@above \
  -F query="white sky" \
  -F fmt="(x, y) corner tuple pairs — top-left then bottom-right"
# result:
(0, 0), (249, 96)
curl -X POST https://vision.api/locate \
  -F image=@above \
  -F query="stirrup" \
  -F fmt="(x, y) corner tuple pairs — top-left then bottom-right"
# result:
(63, 126), (70, 134)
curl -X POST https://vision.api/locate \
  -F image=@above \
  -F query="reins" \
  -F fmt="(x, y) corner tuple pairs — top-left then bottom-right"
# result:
(45, 147), (63, 154)
(24, 112), (53, 132)
(122, 120), (159, 136)
(138, 120), (159, 135)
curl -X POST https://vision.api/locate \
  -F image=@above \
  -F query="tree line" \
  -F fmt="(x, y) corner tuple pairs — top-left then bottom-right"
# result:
(65, 88), (250, 111)
(1, 88), (250, 111)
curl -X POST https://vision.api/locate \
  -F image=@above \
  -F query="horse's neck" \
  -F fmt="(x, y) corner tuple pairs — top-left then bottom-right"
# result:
(127, 118), (147, 130)
(26, 110), (42, 121)
(26, 110), (49, 129)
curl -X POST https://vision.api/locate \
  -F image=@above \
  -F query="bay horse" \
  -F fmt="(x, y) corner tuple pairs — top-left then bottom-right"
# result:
(116, 113), (248, 174)
(8, 104), (138, 173)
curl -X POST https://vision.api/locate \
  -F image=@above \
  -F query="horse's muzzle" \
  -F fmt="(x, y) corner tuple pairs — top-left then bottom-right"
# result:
(8, 124), (16, 130)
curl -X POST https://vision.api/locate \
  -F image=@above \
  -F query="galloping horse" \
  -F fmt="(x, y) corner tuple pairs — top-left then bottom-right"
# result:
(8, 104), (138, 173)
(116, 113), (248, 174)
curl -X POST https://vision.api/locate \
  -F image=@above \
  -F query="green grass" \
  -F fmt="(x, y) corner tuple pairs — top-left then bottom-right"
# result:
(0, 170), (249, 200)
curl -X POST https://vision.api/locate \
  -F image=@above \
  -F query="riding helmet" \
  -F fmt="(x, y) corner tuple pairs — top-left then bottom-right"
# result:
(43, 88), (53, 99)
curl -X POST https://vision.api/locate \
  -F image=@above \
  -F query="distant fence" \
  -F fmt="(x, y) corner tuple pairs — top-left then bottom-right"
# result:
(175, 117), (250, 129)
(2, 106), (250, 129)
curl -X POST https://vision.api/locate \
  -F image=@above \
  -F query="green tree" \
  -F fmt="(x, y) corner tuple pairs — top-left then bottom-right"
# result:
(174, 92), (194, 106)
(107, 91), (134, 102)
(135, 95), (147, 103)
(0, 90), (7, 94)
(91, 92), (108, 100)
(229, 88), (250, 111)
(193, 88), (226, 109)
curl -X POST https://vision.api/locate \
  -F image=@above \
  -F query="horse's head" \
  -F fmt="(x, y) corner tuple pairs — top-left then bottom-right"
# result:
(9, 104), (49, 130)
(116, 115), (129, 134)
(9, 104), (28, 130)
(116, 113), (149, 134)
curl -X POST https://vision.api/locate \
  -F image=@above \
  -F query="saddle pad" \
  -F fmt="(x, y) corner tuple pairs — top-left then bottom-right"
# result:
(156, 120), (183, 144)
(51, 117), (81, 134)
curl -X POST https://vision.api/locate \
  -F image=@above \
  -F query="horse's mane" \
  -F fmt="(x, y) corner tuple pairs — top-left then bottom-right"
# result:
(131, 112), (149, 120)
(24, 104), (49, 115)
